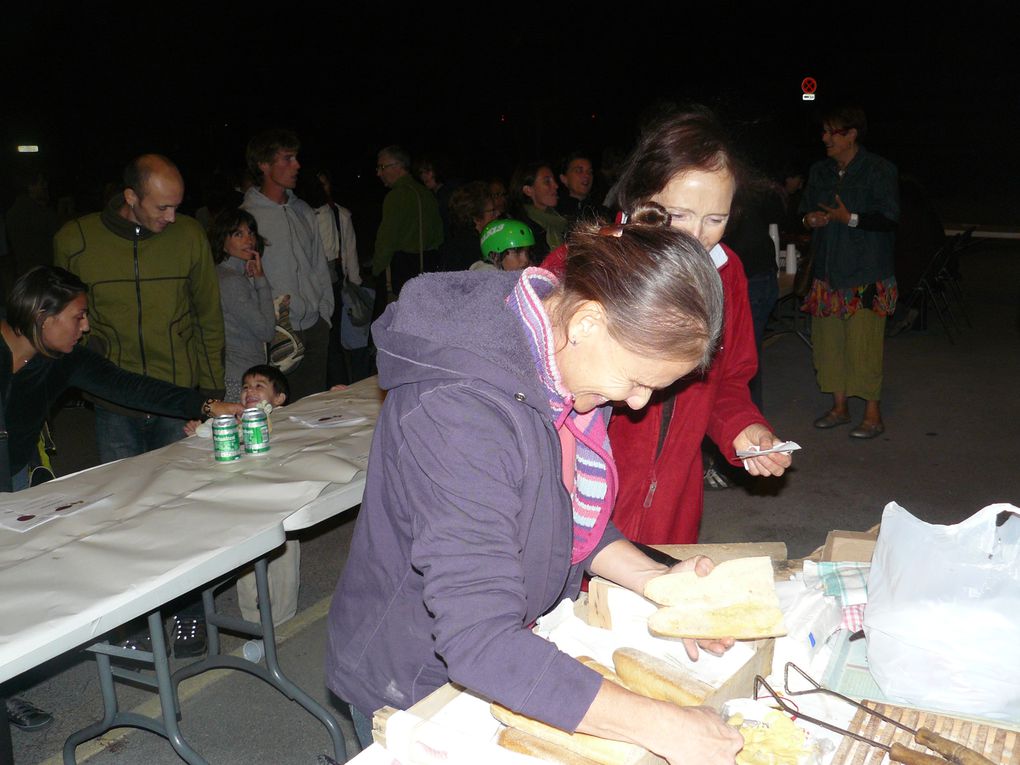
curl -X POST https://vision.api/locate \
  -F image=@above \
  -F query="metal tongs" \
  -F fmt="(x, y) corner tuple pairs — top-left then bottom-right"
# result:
(752, 663), (997, 765)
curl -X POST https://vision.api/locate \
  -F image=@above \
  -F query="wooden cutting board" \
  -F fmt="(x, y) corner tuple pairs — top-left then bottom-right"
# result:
(830, 701), (1019, 765)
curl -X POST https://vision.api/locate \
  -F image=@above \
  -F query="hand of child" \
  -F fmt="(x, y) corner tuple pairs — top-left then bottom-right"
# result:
(246, 251), (265, 279)
(183, 419), (201, 436)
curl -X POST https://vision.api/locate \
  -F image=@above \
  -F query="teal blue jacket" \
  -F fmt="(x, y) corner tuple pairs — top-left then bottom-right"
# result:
(801, 147), (899, 289)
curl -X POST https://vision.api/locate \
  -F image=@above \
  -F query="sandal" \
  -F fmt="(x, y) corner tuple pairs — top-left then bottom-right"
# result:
(703, 466), (735, 490)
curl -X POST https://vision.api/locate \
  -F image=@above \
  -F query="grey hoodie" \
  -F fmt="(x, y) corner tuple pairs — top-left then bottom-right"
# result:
(325, 270), (623, 731)
(241, 187), (333, 330)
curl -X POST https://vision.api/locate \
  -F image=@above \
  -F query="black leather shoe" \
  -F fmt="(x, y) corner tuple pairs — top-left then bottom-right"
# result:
(813, 411), (851, 429)
(7, 697), (54, 731)
(849, 422), (885, 439)
(172, 615), (207, 659)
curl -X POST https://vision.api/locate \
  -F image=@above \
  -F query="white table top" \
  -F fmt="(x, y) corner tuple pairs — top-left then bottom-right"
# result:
(0, 378), (382, 683)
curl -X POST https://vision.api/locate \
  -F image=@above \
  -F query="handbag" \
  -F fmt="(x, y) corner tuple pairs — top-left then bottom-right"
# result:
(268, 296), (304, 374)
(341, 279), (374, 328)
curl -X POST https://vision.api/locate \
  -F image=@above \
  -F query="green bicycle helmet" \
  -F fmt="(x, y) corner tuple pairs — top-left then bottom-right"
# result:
(480, 219), (535, 260)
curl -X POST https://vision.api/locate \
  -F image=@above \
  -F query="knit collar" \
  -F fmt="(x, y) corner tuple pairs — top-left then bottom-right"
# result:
(506, 267), (571, 414)
(100, 193), (159, 241)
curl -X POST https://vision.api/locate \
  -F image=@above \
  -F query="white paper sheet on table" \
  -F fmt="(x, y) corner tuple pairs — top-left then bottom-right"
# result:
(0, 492), (112, 532)
(383, 690), (540, 765)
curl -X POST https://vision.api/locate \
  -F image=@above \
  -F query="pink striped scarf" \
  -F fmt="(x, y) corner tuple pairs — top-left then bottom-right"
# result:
(507, 267), (617, 564)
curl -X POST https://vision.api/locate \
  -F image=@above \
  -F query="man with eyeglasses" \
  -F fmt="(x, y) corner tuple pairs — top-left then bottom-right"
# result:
(371, 146), (443, 299)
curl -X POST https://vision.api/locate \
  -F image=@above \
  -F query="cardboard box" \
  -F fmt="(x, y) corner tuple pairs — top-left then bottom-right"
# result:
(821, 529), (878, 562)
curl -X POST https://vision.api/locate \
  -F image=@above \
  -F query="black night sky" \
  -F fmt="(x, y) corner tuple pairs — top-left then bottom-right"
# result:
(3, 3), (1017, 226)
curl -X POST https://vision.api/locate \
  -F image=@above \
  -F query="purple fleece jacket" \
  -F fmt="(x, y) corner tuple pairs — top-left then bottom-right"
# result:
(325, 269), (624, 731)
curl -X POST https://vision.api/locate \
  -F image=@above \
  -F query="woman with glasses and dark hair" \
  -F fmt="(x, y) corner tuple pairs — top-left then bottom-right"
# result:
(207, 208), (276, 403)
(801, 105), (898, 439)
(544, 105), (792, 545)
(326, 213), (744, 764)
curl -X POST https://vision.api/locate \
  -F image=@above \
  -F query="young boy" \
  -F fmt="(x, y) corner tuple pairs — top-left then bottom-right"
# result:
(241, 363), (290, 410)
(184, 364), (290, 436)
(473, 219), (535, 272)
(235, 364), (298, 626)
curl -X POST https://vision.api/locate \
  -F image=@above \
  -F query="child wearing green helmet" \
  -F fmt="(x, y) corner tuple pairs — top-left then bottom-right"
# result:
(473, 219), (535, 272)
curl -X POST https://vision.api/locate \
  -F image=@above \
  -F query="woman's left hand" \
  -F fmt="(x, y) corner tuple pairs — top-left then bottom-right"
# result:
(660, 555), (736, 661)
(732, 424), (792, 477)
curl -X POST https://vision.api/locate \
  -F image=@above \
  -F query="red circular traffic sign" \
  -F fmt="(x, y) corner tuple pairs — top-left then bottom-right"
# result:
(801, 77), (817, 94)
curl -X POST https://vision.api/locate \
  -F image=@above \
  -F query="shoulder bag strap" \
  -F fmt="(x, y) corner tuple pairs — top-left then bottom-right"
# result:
(416, 189), (424, 274)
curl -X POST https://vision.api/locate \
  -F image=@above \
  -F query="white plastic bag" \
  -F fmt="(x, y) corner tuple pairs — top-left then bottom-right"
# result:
(865, 502), (1020, 720)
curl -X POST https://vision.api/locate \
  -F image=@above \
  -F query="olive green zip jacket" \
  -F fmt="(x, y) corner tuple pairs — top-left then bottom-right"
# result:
(53, 195), (225, 393)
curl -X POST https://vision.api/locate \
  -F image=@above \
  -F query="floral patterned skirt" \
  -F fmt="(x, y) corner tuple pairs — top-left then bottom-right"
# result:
(801, 277), (898, 319)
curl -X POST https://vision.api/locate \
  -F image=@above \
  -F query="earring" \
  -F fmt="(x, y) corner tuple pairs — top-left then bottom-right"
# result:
(569, 337), (578, 345)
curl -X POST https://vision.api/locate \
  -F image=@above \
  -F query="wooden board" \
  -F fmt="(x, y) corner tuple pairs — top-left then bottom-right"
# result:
(831, 701), (1020, 765)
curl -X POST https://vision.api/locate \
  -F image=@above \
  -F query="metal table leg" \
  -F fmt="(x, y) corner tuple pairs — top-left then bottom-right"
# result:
(64, 612), (207, 764)
(173, 557), (347, 761)
(1, 698), (13, 765)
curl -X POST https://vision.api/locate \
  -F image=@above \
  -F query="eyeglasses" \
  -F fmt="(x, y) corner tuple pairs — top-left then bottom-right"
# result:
(822, 126), (852, 136)
(376, 162), (399, 172)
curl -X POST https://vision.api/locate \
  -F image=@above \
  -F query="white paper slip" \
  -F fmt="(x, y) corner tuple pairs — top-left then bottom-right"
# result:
(288, 413), (368, 428)
(736, 440), (801, 458)
(0, 493), (112, 533)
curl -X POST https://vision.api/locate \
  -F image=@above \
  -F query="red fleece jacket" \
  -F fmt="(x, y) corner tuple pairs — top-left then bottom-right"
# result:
(542, 243), (769, 543)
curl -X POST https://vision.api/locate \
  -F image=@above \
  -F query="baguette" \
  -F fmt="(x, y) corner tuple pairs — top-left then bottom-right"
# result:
(611, 647), (712, 706)
(647, 602), (785, 640)
(643, 556), (776, 607)
(497, 727), (604, 765)
(490, 656), (647, 765)
(642, 556), (786, 639)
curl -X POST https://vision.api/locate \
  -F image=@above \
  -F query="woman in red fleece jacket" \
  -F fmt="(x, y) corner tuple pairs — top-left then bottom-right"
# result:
(546, 107), (793, 543)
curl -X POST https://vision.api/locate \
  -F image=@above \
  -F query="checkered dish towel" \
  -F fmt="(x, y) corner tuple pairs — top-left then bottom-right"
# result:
(802, 561), (870, 632)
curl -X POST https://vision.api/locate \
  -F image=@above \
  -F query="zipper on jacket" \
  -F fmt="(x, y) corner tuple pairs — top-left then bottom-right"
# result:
(642, 395), (677, 511)
(133, 228), (148, 376)
(643, 477), (657, 508)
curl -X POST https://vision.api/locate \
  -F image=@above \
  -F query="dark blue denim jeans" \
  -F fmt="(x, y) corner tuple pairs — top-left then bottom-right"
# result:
(94, 406), (186, 464)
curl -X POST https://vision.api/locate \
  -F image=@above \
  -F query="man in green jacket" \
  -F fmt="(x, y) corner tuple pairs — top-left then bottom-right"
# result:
(53, 153), (225, 657)
(54, 154), (225, 459)
(372, 145), (443, 298)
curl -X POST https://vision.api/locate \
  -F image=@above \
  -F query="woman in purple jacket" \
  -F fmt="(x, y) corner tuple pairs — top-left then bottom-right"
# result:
(326, 209), (743, 764)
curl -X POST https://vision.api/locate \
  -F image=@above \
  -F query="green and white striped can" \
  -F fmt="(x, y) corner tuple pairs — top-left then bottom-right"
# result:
(212, 415), (241, 462)
(241, 408), (270, 455)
